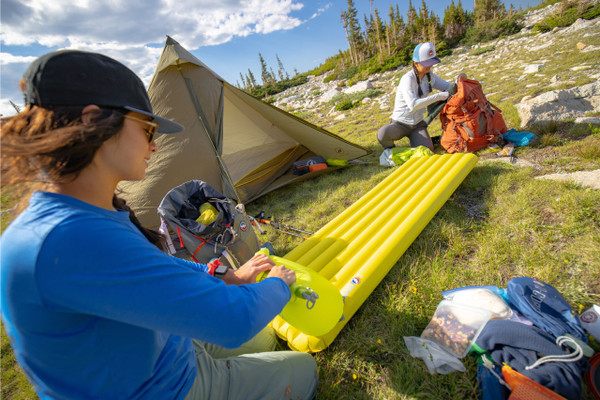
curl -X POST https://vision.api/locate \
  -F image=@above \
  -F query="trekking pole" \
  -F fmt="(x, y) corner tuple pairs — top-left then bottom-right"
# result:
(254, 211), (313, 239)
(248, 215), (307, 239)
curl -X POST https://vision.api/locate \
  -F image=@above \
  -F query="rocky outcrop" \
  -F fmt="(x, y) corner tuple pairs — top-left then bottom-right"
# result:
(343, 80), (374, 94)
(271, 4), (600, 128)
(516, 81), (600, 127)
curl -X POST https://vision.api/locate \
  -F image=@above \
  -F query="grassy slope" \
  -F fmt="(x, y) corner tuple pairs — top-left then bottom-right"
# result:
(249, 19), (600, 400)
(2, 13), (600, 400)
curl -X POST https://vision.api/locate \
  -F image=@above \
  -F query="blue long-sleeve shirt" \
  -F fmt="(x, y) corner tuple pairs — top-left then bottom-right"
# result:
(1, 191), (290, 400)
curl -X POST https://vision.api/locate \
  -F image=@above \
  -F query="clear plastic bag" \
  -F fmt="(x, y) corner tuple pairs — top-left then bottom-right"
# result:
(443, 287), (513, 320)
(420, 300), (492, 358)
(379, 148), (395, 167)
(403, 336), (466, 375)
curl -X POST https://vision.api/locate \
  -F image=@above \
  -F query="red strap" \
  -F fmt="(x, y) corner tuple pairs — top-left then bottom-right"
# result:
(176, 227), (184, 248)
(206, 259), (222, 276)
(192, 241), (206, 257)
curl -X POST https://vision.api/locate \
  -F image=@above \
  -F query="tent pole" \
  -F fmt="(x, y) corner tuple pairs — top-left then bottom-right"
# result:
(176, 62), (241, 202)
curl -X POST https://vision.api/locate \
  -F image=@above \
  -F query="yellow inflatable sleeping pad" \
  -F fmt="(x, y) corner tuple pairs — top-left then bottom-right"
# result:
(271, 153), (478, 353)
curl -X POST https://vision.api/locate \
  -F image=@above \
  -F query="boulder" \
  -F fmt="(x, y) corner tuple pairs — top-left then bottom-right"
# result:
(523, 64), (544, 74)
(516, 81), (600, 127)
(575, 117), (600, 125)
(319, 88), (342, 103)
(344, 80), (374, 94)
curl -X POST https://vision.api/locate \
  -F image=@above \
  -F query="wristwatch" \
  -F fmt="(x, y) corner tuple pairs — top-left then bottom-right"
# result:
(207, 259), (229, 280)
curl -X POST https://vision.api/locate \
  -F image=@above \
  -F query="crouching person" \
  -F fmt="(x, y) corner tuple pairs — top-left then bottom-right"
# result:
(377, 42), (464, 151)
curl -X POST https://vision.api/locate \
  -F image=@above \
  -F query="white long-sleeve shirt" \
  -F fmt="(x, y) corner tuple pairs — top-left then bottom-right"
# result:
(391, 69), (451, 125)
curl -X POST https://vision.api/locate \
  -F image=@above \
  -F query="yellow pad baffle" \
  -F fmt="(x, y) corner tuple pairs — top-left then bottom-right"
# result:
(271, 153), (478, 352)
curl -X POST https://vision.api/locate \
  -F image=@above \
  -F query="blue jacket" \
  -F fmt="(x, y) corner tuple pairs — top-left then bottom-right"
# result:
(1, 191), (290, 399)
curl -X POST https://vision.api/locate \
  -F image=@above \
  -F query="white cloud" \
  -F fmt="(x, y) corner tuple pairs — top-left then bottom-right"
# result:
(0, 0), (306, 49)
(310, 3), (332, 19)
(0, 0), (310, 105)
(0, 53), (37, 65)
(0, 99), (20, 118)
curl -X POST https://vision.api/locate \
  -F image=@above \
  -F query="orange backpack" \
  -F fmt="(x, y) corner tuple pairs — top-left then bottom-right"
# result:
(440, 77), (507, 153)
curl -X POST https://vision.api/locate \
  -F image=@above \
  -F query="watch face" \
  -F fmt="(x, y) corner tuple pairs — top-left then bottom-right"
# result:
(215, 264), (229, 277)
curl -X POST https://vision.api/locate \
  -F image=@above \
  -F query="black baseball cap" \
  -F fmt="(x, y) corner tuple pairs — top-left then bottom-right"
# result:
(22, 49), (183, 134)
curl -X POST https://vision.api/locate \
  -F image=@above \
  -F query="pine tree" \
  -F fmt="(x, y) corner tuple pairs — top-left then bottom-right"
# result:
(474, 0), (505, 26)
(364, 14), (374, 56)
(239, 73), (247, 90)
(418, 0), (430, 43)
(341, 0), (364, 65)
(387, 5), (396, 55)
(276, 54), (289, 81)
(443, 0), (468, 40)
(373, 7), (385, 62)
(258, 53), (270, 85)
(406, 0), (418, 44)
(246, 69), (257, 88)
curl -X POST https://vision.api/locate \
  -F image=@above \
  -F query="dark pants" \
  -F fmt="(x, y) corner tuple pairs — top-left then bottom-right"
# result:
(377, 120), (433, 151)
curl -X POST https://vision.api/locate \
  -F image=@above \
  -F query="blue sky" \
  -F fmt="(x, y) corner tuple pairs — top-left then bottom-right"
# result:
(0, 0), (540, 116)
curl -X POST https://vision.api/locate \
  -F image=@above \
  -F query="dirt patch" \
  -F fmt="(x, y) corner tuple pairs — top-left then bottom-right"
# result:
(536, 169), (600, 189)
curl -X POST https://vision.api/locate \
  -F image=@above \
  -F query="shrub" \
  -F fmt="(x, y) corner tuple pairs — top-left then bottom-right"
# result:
(470, 45), (496, 56)
(247, 75), (308, 99)
(329, 89), (382, 112)
(337, 65), (359, 81)
(462, 18), (521, 45)
(306, 55), (339, 76)
(324, 74), (338, 83)
(534, 0), (600, 32)
(335, 98), (354, 111)
(436, 41), (453, 58)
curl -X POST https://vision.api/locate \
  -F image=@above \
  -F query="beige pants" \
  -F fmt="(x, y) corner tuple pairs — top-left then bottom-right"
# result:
(184, 326), (318, 400)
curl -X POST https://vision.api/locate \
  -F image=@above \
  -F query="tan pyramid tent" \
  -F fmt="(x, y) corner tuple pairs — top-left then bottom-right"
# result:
(119, 36), (369, 228)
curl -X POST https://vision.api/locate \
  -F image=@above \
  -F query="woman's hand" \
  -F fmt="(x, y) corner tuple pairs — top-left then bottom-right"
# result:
(266, 265), (296, 286)
(224, 253), (275, 285)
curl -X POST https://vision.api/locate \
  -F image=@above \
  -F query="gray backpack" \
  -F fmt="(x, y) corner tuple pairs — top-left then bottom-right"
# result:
(157, 180), (260, 268)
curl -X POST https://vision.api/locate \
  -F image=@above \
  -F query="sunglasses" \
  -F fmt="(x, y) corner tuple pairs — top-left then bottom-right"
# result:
(124, 114), (158, 142)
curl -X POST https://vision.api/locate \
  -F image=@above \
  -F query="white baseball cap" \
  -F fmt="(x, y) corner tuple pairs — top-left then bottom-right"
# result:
(413, 42), (441, 68)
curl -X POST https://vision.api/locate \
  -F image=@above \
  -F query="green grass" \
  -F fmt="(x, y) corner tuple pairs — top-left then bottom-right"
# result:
(469, 45), (496, 56)
(248, 161), (600, 399)
(1, 326), (37, 400)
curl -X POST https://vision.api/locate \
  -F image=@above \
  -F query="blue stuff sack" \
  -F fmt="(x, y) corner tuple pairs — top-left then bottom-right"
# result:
(503, 129), (537, 146)
(507, 277), (587, 342)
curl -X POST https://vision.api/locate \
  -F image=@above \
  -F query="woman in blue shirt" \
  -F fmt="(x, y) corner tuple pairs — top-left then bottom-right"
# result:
(0, 50), (318, 400)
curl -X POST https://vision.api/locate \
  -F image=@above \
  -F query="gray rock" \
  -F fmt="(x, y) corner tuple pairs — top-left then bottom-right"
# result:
(575, 117), (600, 124)
(343, 80), (374, 94)
(319, 88), (342, 103)
(523, 64), (544, 74)
(516, 81), (600, 127)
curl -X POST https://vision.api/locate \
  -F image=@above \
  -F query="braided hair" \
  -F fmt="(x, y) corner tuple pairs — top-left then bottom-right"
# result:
(412, 63), (432, 98)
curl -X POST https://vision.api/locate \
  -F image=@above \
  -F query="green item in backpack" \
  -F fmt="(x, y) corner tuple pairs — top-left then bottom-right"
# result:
(391, 146), (433, 165)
